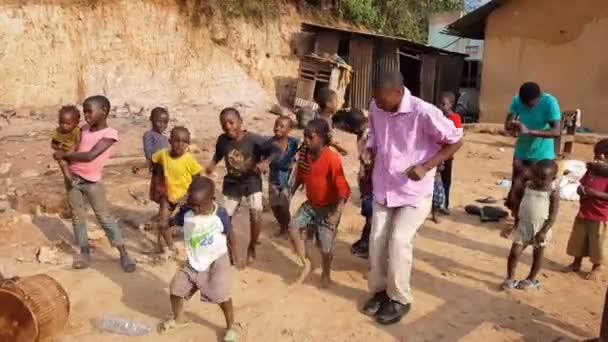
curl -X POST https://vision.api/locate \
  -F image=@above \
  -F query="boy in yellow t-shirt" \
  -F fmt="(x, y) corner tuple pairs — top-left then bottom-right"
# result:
(51, 105), (81, 183)
(151, 126), (203, 255)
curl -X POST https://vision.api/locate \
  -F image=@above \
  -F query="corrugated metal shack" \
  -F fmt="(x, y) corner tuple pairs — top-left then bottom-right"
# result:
(298, 23), (467, 110)
(294, 54), (352, 111)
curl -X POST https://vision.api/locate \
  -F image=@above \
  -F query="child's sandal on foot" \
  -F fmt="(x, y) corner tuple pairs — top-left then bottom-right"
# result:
(72, 253), (91, 269)
(120, 255), (136, 273)
(224, 328), (239, 342)
(516, 279), (540, 290)
(500, 278), (518, 290)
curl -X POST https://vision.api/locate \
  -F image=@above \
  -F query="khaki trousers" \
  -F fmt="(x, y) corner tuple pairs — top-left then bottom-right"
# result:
(368, 196), (432, 304)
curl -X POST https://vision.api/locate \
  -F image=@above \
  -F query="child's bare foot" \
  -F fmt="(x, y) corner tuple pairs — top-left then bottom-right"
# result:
(294, 258), (311, 285)
(172, 248), (183, 261)
(320, 273), (331, 289)
(235, 258), (247, 270)
(585, 265), (603, 280)
(247, 245), (256, 265)
(500, 227), (514, 238)
(431, 214), (441, 224)
(151, 249), (173, 264)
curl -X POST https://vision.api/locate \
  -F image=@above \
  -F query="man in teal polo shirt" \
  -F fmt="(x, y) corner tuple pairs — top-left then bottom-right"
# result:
(504, 82), (561, 217)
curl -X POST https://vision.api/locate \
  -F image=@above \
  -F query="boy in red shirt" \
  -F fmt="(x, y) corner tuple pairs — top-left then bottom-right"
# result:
(289, 118), (350, 288)
(565, 139), (608, 280)
(439, 91), (463, 212)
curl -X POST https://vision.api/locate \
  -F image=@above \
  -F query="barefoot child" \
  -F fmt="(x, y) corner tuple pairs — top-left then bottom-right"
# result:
(332, 109), (372, 258)
(206, 107), (280, 267)
(501, 159), (559, 290)
(268, 116), (299, 236)
(151, 126), (203, 256)
(53, 95), (135, 272)
(143, 107), (170, 204)
(565, 139), (608, 280)
(51, 105), (81, 183)
(289, 118), (350, 287)
(159, 177), (238, 341)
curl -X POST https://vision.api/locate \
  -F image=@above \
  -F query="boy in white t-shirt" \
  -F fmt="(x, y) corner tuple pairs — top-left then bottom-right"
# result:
(158, 177), (238, 341)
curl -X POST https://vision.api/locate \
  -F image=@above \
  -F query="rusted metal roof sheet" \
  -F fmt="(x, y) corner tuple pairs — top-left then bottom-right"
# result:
(443, 0), (510, 39)
(302, 22), (466, 57)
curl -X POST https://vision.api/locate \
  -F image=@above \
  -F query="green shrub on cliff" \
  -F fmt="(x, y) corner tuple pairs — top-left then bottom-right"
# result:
(337, 0), (462, 42)
(181, 0), (462, 43)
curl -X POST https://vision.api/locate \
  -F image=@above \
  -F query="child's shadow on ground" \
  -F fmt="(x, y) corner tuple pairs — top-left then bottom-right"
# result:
(387, 267), (591, 341)
(418, 223), (566, 272)
(241, 211), (367, 305)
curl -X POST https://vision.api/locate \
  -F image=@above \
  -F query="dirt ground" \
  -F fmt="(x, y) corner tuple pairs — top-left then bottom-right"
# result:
(0, 111), (604, 342)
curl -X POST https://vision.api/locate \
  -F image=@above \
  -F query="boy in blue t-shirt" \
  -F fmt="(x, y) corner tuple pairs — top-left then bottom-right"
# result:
(505, 82), (561, 219)
(159, 177), (238, 342)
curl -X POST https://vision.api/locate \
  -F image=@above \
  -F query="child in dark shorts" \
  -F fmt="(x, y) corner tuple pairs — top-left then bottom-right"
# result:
(159, 177), (238, 342)
(143, 107), (170, 203)
(332, 109), (372, 259)
(289, 118), (350, 288)
(268, 116), (299, 237)
(151, 126), (203, 256)
(206, 107), (280, 268)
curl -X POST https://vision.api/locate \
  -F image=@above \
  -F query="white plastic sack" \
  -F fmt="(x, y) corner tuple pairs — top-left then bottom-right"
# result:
(554, 160), (586, 201)
(563, 160), (587, 180)
(555, 175), (580, 201)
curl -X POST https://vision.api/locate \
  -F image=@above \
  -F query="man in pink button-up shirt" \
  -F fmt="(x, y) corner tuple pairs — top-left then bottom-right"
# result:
(362, 72), (463, 325)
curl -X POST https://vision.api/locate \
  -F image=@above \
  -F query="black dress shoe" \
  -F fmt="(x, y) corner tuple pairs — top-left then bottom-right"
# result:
(362, 291), (389, 316)
(376, 300), (411, 325)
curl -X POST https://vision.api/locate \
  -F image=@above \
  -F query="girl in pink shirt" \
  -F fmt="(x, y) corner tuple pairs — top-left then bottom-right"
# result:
(53, 95), (136, 273)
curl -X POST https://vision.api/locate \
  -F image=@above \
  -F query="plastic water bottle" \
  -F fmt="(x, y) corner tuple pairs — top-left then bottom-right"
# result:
(94, 314), (152, 336)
